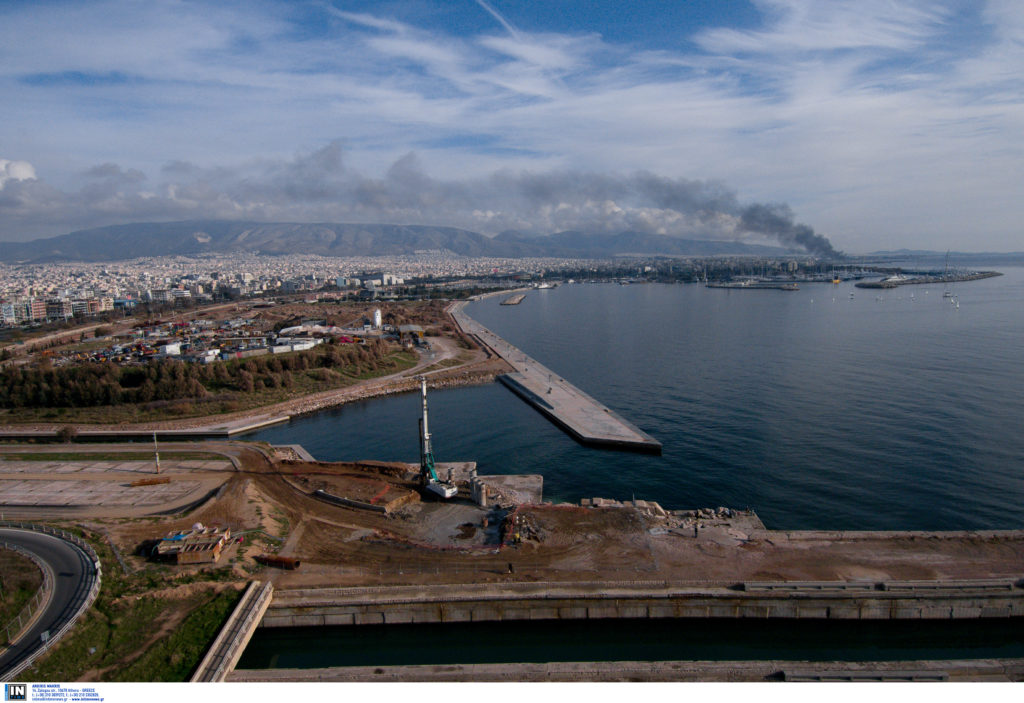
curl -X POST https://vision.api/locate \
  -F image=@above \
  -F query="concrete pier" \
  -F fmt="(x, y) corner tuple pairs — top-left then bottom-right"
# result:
(450, 302), (661, 453)
(192, 580), (274, 682)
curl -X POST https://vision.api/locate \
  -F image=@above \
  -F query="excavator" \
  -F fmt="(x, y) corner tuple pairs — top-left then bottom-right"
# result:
(418, 377), (457, 499)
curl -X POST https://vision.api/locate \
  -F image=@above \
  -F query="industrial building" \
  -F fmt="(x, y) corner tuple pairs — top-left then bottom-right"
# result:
(155, 525), (232, 564)
(399, 324), (425, 344)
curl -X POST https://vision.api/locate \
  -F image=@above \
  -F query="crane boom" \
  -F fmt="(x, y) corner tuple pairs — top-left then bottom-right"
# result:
(419, 377), (456, 498)
(420, 377), (438, 482)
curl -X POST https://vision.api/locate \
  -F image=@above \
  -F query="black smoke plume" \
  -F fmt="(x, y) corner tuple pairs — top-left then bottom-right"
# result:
(2, 141), (843, 256)
(739, 203), (841, 258)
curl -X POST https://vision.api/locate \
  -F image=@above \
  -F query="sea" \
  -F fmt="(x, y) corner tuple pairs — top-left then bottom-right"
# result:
(250, 267), (1024, 532)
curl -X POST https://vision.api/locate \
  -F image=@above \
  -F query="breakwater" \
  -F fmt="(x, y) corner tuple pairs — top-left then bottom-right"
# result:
(706, 282), (799, 290)
(450, 301), (661, 453)
(855, 271), (1002, 289)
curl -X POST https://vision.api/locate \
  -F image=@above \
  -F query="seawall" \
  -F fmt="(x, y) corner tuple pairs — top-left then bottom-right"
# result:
(259, 579), (1024, 628)
(231, 658), (1024, 682)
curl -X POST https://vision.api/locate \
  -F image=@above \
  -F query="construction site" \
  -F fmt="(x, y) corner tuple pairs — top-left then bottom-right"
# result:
(3, 390), (1024, 681)
(2, 300), (1023, 682)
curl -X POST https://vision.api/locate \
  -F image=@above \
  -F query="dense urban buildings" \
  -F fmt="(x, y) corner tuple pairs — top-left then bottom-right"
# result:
(0, 252), (599, 326)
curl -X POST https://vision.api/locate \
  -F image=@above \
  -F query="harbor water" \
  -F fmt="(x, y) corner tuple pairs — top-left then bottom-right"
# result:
(250, 267), (1024, 532)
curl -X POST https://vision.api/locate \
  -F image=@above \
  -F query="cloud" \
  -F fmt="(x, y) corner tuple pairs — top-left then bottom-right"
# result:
(1, 1), (1023, 250)
(0, 159), (37, 189)
(0, 142), (839, 255)
(696, 1), (952, 54)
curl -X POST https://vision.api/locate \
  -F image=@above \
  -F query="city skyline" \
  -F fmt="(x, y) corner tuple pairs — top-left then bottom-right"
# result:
(2, 1), (1023, 253)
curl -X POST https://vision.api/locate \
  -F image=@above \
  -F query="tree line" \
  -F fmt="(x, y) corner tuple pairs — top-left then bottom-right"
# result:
(0, 339), (395, 409)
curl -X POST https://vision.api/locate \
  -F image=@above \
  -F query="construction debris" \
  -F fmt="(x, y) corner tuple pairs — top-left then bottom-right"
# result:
(130, 476), (172, 487)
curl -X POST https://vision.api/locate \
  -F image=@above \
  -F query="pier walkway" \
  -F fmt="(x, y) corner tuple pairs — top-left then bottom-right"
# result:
(450, 302), (661, 453)
(192, 580), (274, 682)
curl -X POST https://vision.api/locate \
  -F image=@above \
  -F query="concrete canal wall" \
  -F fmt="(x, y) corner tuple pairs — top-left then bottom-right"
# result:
(260, 580), (1024, 628)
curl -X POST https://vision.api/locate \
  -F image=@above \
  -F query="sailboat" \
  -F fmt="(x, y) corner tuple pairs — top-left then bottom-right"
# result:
(942, 251), (954, 298)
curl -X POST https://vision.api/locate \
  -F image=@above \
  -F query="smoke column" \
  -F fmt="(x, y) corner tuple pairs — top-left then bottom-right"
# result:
(739, 203), (841, 258)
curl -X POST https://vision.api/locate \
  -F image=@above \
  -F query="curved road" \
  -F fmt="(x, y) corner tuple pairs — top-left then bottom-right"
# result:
(0, 529), (96, 680)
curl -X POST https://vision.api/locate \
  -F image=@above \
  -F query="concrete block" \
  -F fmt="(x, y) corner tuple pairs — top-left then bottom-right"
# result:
(413, 609), (442, 623)
(768, 603), (798, 618)
(853, 602), (889, 619)
(890, 606), (923, 619)
(920, 606), (955, 619)
(470, 606), (504, 622)
(382, 610), (415, 625)
(291, 614), (324, 627)
(500, 607), (534, 621)
(353, 611), (385, 625)
(323, 613), (355, 626)
(795, 606), (828, 619)
(259, 615), (296, 628)
(586, 606), (621, 619)
(528, 607), (559, 620)
(619, 606), (648, 619)
(646, 605), (675, 619)
(440, 607), (472, 623)
(827, 605), (862, 619)
(675, 603), (711, 618)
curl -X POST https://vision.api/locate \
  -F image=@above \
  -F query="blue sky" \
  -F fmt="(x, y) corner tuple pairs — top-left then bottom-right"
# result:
(1, 0), (1022, 253)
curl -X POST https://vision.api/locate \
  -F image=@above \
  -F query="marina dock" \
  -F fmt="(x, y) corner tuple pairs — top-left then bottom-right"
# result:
(501, 294), (526, 305)
(450, 302), (661, 453)
(706, 281), (798, 290)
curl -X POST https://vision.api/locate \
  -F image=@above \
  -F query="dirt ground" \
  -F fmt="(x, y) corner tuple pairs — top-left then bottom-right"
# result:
(6, 443), (1024, 589)
(0, 549), (44, 633)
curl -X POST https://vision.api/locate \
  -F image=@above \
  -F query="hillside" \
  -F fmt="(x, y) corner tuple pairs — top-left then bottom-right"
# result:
(0, 220), (792, 263)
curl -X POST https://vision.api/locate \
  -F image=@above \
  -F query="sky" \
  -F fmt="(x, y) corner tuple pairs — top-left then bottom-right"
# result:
(1, 0), (1022, 254)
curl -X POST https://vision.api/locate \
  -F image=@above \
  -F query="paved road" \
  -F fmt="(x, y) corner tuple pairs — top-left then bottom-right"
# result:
(0, 529), (96, 679)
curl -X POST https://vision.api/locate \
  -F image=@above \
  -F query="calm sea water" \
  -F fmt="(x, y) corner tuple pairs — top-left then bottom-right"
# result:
(238, 618), (1024, 669)
(250, 267), (1024, 531)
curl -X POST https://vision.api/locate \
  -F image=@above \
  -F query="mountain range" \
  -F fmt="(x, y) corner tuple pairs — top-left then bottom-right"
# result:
(0, 220), (793, 263)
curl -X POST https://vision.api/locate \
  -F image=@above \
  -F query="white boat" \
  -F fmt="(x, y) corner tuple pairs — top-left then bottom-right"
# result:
(942, 250), (954, 297)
